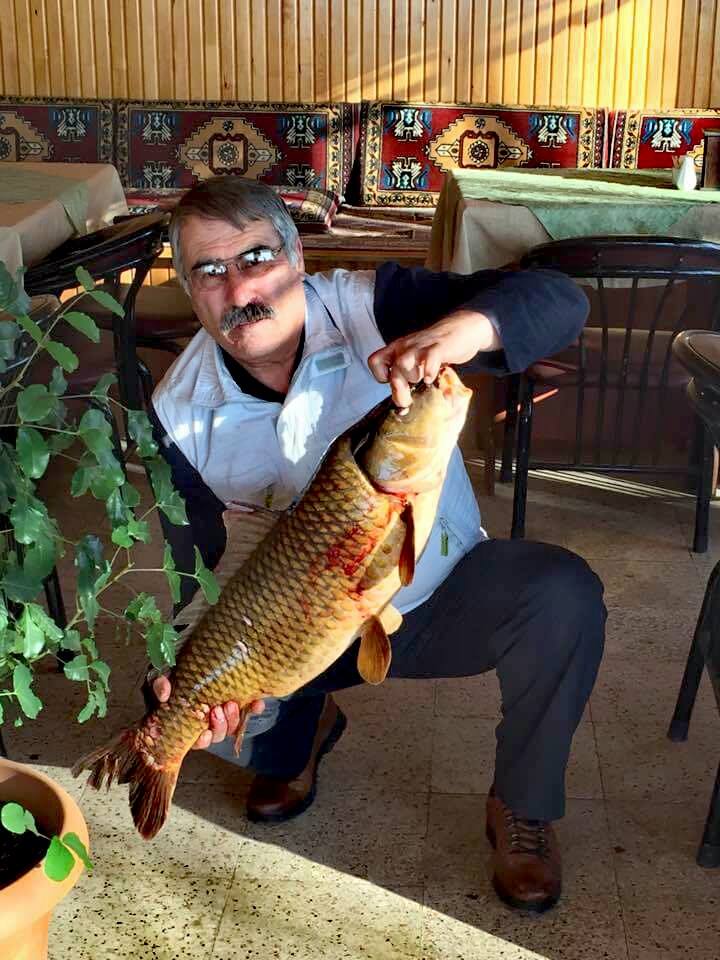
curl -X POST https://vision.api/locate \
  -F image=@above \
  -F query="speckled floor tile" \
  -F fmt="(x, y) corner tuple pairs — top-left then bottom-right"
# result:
(211, 873), (424, 960)
(592, 557), (704, 611)
(602, 604), (702, 661)
(434, 673), (591, 724)
(563, 506), (693, 562)
(434, 673), (503, 719)
(590, 655), (718, 725)
(421, 886), (629, 960)
(689, 543), (720, 579)
(6, 691), (140, 769)
(607, 797), (720, 960)
(334, 676), (436, 717)
(234, 788), (429, 886)
(595, 717), (719, 802)
(49, 783), (246, 960)
(317, 701), (435, 797)
(430, 716), (602, 799)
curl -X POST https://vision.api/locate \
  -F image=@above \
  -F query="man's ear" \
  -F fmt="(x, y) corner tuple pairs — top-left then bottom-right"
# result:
(294, 237), (305, 275)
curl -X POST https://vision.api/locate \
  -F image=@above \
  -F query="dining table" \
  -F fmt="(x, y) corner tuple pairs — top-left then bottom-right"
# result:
(0, 161), (128, 281)
(427, 167), (720, 273)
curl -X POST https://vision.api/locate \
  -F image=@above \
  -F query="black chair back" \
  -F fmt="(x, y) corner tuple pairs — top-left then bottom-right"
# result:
(522, 236), (720, 469)
(23, 212), (169, 409)
(505, 236), (720, 551)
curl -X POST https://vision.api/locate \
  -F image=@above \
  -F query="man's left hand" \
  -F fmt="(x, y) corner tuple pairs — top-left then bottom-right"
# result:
(367, 310), (501, 408)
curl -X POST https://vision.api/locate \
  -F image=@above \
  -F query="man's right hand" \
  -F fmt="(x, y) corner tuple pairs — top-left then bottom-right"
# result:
(151, 675), (266, 750)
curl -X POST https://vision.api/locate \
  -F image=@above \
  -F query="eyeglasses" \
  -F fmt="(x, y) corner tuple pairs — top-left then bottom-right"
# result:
(189, 245), (285, 292)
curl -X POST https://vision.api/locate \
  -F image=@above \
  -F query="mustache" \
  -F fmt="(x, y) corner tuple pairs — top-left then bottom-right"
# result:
(220, 301), (275, 334)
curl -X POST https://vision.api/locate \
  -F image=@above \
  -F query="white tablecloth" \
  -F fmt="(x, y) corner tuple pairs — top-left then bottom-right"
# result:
(0, 162), (128, 272)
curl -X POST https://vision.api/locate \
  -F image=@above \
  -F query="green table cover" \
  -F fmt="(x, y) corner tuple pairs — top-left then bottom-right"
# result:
(450, 168), (720, 239)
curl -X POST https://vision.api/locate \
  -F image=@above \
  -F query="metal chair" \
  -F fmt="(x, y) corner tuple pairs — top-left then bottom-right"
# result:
(667, 329), (720, 867)
(500, 237), (720, 553)
(24, 212), (171, 410)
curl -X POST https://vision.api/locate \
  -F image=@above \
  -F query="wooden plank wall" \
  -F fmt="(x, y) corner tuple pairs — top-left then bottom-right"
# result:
(1, 0), (719, 109)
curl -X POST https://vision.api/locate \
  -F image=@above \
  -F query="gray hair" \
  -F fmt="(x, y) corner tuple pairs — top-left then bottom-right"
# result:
(168, 176), (301, 290)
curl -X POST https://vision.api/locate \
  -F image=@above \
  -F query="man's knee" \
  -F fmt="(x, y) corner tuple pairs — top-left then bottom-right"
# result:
(526, 545), (606, 654)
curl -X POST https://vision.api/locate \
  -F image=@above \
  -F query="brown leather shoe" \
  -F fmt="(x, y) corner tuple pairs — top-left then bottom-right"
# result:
(486, 790), (561, 912)
(246, 696), (347, 823)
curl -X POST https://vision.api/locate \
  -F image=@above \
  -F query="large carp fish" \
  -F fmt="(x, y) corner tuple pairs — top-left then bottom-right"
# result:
(73, 366), (472, 838)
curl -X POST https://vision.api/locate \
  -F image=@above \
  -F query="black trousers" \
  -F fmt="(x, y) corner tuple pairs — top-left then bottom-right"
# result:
(210, 538), (606, 822)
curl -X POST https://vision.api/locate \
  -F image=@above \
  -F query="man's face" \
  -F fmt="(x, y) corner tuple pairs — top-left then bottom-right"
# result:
(179, 214), (306, 366)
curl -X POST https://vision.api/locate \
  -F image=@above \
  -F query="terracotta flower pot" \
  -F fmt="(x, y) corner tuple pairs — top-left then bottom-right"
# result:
(0, 758), (89, 960)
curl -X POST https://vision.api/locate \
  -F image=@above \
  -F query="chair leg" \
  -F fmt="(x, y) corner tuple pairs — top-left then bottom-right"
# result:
(668, 558), (720, 741)
(137, 358), (154, 409)
(511, 377), (534, 539)
(698, 761), (720, 867)
(693, 423), (714, 553)
(475, 375), (496, 497)
(0, 728), (7, 758)
(43, 567), (71, 671)
(500, 374), (521, 484)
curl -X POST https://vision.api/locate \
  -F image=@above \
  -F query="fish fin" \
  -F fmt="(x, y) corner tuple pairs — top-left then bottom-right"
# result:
(72, 727), (181, 840)
(173, 503), (281, 640)
(398, 502), (415, 586)
(377, 603), (403, 635)
(232, 705), (253, 757)
(357, 615), (392, 684)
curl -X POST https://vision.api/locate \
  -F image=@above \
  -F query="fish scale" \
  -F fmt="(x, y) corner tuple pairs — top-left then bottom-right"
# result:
(73, 367), (472, 838)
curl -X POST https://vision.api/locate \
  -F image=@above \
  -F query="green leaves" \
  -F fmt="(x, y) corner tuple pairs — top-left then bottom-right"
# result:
(163, 544), (181, 604)
(75, 535), (110, 631)
(0, 259), (213, 758)
(86, 288), (124, 317)
(43, 339), (78, 373)
(0, 318), (21, 367)
(148, 457), (188, 526)
(194, 547), (220, 604)
(15, 310), (45, 346)
(44, 836), (76, 881)
(49, 366), (68, 397)
(17, 607), (47, 658)
(146, 622), (178, 671)
(0, 262), (30, 317)
(73, 409), (124, 501)
(63, 654), (90, 681)
(1, 802), (38, 835)
(63, 310), (100, 343)
(17, 384), (56, 423)
(75, 265), (95, 291)
(128, 409), (158, 458)
(16, 427), (50, 479)
(0, 803), (92, 882)
(123, 593), (178, 671)
(13, 663), (42, 719)
(61, 832), (93, 871)
(74, 268), (123, 318)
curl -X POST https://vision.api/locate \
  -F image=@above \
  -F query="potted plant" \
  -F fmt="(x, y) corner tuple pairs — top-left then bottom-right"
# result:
(0, 762), (90, 959)
(0, 260), (217, 959)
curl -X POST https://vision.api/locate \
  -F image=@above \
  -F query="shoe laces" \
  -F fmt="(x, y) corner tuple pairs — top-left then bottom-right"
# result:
(503, 808), (550, 859)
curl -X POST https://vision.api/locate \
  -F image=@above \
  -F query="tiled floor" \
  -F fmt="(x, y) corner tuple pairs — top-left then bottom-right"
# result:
(6, 454), (720, 960)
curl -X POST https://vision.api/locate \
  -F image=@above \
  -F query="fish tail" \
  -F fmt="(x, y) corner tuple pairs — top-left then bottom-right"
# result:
(72, 728), (181, 840)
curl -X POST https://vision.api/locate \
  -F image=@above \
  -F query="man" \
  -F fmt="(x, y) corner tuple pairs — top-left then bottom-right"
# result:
(148, 175), (605, 913)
